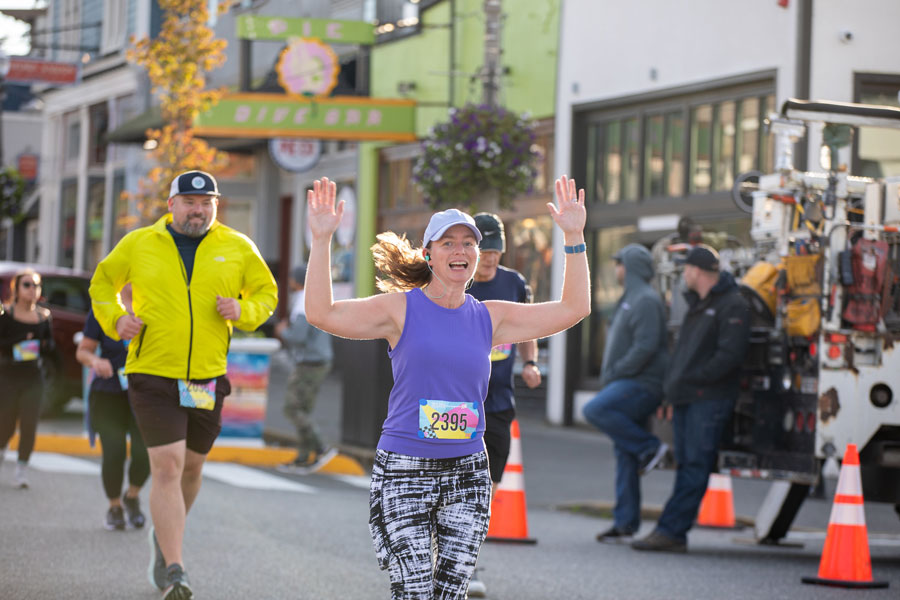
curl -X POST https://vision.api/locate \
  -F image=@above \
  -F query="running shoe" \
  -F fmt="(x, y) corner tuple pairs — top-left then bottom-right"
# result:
(278, 447), (338, 475)
(14, 462), (29, 489)
(638, 442), (669, 475)
(123, 493), (146, 528)
(105, 506), (126, 530)
(467, 572), (487, 597)
(148, 526), (167, 590)
(163, 564), (193, 600)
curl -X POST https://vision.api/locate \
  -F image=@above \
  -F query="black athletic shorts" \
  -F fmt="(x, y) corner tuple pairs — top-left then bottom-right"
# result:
(483, 408), (516, 483)
(127, 373), (230, 454)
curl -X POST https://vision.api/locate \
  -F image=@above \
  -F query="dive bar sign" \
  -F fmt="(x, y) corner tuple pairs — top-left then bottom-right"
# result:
(194, 94), (417, 142)
(236, 16), (375, 45)
(5, 57), (80, 85)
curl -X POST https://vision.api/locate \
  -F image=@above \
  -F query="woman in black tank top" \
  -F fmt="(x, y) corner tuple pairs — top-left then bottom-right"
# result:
(0, 269), (55, 488)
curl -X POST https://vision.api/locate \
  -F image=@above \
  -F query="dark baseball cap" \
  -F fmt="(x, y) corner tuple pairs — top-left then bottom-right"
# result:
(473, 212), (506, 252)
(169, 170), (220, 198)
(682, 245), (720, 272)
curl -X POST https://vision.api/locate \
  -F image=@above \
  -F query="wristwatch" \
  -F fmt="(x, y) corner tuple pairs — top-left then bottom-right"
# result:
(523, 360), (538, 368)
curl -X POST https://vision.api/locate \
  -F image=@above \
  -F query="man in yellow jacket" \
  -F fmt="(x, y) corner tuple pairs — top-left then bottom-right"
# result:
(90, 170), (278, 600)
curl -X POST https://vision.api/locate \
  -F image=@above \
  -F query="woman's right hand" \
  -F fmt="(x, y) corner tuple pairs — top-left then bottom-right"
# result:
(307, 177), (344, 241)
(92, 357), (114, 379)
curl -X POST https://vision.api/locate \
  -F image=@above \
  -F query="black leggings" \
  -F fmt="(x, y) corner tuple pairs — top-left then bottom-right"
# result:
(0, 368), (42, 463)
(90, 390), (150, 499)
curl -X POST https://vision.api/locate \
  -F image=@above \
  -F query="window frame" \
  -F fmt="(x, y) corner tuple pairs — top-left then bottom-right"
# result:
(572, 73), (776, 228)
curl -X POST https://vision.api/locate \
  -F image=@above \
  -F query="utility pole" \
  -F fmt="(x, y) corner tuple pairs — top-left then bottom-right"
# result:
(481, 0), (502, 106)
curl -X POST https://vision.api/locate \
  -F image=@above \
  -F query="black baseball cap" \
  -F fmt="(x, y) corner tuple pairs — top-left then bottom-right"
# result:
(474, 212), (506, 252)
(169, 170), (220, 198)
(682, 245), (720, 272)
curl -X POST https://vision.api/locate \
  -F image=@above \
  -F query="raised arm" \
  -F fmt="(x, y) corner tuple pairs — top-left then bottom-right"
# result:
(487, 175), (591, 346)
(305, 178), (404, 345)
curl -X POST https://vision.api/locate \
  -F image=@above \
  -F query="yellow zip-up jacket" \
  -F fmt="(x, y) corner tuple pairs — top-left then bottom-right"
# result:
(90, 214), (278, 380)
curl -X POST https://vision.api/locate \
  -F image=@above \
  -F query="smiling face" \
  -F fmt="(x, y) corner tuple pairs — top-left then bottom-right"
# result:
(426, 224), (480, 284)
(168, 194), (218, 237)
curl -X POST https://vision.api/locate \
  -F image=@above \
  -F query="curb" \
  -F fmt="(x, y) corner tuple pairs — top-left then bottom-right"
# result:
(8, 433), (366, 477)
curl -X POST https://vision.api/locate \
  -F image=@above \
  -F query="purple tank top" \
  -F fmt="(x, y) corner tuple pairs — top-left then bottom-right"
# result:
(377, 287), (493, 458)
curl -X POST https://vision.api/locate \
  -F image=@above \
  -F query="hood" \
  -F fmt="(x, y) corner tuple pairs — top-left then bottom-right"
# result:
(712, 270), (738, 294)
(616, 244), (654, 289)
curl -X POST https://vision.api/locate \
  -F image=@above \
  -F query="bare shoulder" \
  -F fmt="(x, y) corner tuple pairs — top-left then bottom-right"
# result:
(38, 307), (52, 320)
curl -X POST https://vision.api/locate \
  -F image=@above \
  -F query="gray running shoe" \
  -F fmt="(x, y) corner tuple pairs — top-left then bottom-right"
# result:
(123, 494), (146, 528)
(147, 527), (167, 590)
(105, 506), (126, 530)
(14, 462), (29, 489)
(163, 564), (193, 600)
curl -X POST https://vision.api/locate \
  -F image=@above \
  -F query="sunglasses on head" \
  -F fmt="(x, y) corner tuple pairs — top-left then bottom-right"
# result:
(21, 280), (41, 289)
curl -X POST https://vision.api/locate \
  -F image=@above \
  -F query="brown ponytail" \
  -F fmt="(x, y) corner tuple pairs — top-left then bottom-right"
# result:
(371, 232), (432, 292)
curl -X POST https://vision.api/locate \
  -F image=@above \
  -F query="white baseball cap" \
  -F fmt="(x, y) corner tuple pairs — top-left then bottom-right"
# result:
(422, 209), (482, 246)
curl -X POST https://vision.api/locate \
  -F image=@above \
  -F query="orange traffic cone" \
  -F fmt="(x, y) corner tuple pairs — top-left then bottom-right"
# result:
(485, 419), (537, 544)
(802, 444), (888, 589)
(696, 473), (737, 528)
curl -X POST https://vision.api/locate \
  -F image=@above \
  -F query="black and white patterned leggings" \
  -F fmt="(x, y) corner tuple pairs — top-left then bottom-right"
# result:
(369, 449), (492, 599)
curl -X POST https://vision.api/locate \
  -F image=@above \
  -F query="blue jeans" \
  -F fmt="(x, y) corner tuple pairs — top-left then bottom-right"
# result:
(583, 379), (662, 533)
(656, 396), (735, 542)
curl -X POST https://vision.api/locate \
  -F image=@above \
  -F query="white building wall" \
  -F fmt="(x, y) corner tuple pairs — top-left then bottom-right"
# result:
(550, 0), (900, 425)
(809, 0), (900, 102)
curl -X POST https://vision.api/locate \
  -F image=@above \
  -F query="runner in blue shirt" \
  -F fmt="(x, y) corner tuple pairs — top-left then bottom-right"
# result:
(465, 213), (542, 596)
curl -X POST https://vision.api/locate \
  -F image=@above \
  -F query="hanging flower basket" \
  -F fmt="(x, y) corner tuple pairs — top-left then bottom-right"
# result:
(412, 104), (540, 211)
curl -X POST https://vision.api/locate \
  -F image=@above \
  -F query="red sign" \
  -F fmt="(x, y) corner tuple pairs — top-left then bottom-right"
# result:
(5, 57), (80, 85)
(17, 154), (39, 181)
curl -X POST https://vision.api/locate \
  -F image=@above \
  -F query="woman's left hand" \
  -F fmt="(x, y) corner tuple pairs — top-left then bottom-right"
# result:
(549, 175), (586, 236)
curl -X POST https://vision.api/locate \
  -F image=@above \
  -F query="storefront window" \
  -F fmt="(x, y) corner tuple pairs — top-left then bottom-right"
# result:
(690, 103), (713, 194)
(586, 225), (638, 378)
(111, 172), (135, 245)
(665, 110), (685, 196)
(715, 100), (736, 190)
(506, 215), (553, 304)
(218, 197), (253, 238)
(644, 114), (665, 198)
(604, 121), (622, 204)
(737, 97), (760, 174)
(59, 179), (78, 268)
(89, 102), (109, 167)
(856, 78), (900, 178)
(85, 178), (105, 271)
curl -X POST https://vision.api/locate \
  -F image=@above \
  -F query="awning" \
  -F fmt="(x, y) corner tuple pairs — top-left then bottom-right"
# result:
(105, 106), (163, 144)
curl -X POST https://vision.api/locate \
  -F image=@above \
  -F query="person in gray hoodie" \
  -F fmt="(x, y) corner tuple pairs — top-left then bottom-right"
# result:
(583, 243), (669, 543)
(275, 264), (337, 474)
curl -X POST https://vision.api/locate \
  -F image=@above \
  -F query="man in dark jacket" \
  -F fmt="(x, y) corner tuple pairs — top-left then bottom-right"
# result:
(583, 244), (669, 543)
(633, 245), (750, 553)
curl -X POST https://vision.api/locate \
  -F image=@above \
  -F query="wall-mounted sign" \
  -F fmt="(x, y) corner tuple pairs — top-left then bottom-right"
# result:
(194, 94), (417, 142)
(4, 57), (80, 85)
(277, 38), (339, 97)
(17, 153), (38, 181)
(269, 138), (322, 173)
(237, 15), (375, 45)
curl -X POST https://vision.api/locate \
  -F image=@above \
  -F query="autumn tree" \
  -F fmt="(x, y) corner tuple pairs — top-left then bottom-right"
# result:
(124, 0), (232, 222)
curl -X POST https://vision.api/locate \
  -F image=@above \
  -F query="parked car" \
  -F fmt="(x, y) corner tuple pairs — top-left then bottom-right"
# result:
(0, 261), (92, 416)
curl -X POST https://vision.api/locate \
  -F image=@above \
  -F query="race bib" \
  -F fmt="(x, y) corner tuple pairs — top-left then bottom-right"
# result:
(117, 368), (128, 391)
(177, 379), (216, 410)
(418, 399), (479, 440)
(489, 343), (513, 362)
(12, 339), (40, 362)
